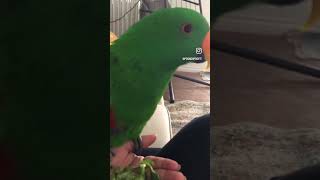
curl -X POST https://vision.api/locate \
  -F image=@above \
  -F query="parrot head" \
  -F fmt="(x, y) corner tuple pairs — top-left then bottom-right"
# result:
(113, 8), (210, 70)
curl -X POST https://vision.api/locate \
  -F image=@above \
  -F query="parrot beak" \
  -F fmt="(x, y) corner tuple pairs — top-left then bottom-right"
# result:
(110, 31), (118, 45)
(202, 31), (210, 70)
(194, 31), (210, 64)
(302, 0), (320, 31)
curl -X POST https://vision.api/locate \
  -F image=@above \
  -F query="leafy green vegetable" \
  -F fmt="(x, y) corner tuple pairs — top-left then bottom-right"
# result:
(110, 159), (160, 180)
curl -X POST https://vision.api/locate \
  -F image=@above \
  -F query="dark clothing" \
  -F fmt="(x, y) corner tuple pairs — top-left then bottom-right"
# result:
(140, 114), (210, 180)
(140, 113), (320, 180)
(270, 164), (320, 180)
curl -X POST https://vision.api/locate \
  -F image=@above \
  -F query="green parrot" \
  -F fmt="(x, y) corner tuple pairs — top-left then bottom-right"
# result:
(110, 8), (210, 148)
(110, 0), (320, 151)
(109, 7), (210, 180)
(109, 0), (320, 179)
(1, 0), (319, 180)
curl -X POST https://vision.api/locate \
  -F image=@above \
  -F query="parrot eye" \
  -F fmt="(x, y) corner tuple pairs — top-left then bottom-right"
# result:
(181, 23), (193, 34)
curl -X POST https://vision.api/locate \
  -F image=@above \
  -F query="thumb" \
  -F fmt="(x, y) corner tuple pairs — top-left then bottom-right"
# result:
(141, 135), (157, 148)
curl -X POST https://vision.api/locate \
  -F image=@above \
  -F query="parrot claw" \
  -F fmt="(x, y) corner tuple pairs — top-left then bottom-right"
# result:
(110, 149), (116, 161)
(133, 137), (143, 155)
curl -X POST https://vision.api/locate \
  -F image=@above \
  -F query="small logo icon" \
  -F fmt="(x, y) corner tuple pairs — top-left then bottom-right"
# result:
(196, 48), (202, 55)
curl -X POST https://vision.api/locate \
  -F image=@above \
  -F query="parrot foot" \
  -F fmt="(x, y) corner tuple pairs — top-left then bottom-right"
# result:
(132, 137), (143, 155)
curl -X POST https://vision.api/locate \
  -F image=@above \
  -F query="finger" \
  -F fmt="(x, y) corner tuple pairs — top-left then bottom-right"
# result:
(110, 145), (130, 165)
(156, 169), (186, 180)
(111, 152), (135, 168)
(141, 135), (157, 148)
(120, 152), (137, 167)
(129, 155), (144, 168)
(145, 156), (181, 171)
(121, 141), (137, 152)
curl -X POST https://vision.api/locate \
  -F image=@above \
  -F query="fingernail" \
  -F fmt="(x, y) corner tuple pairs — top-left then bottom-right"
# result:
(177, 164), (181, 170)
(184, 176), (187, 180)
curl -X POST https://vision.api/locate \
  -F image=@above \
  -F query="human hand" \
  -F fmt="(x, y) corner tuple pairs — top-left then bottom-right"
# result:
(110, 135), (186, 180)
